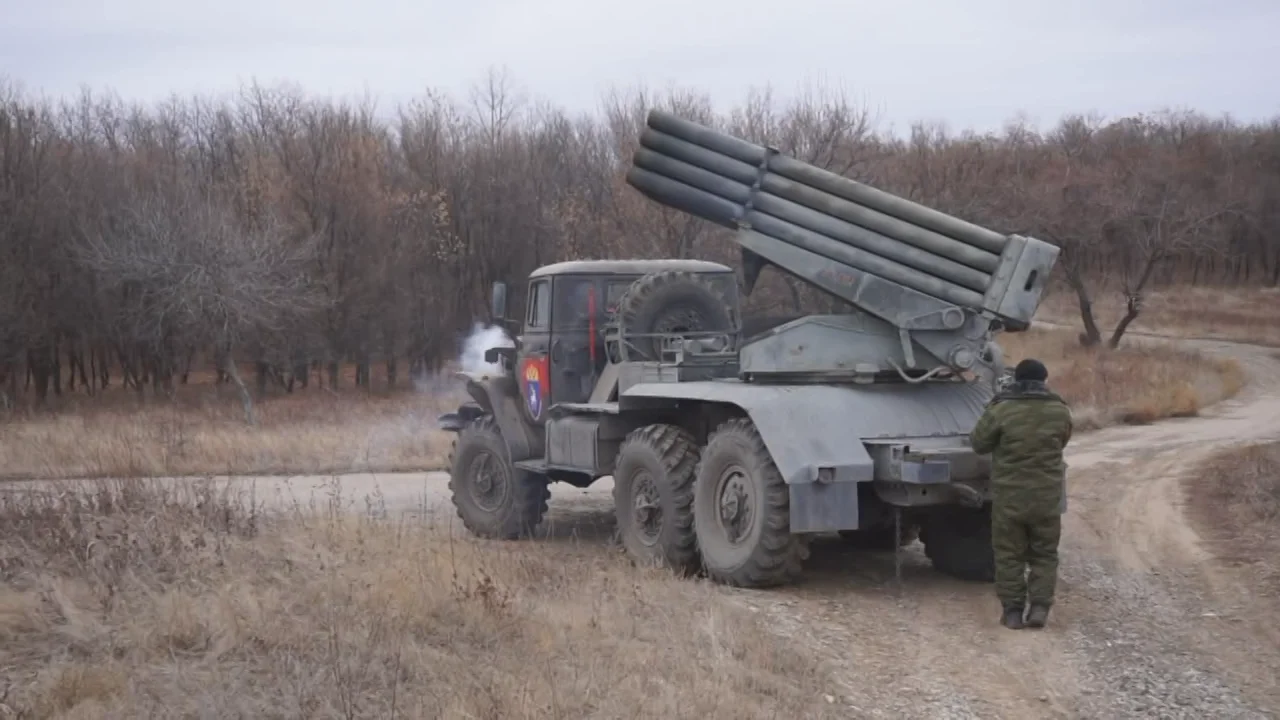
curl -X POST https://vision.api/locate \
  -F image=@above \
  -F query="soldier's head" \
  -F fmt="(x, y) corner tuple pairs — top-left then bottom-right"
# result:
(1013, 358), (1049, 383)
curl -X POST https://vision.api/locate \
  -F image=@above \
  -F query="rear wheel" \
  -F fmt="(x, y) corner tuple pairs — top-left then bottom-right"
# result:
(612, 423), (701, 575)
(918, 504), (995, 582)
(448, 416), (550, 539)
(693, 418), (809, 588)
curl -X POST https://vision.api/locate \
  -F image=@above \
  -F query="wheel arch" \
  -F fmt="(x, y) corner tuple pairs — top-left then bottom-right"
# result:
(438, 371), (543, 462)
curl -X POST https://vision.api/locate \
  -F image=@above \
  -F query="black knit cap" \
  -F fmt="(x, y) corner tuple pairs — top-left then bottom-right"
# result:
(1014, 358), (1048, 382)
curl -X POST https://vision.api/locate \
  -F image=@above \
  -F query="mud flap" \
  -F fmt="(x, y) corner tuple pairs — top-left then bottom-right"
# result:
(788, 481), (861, 534)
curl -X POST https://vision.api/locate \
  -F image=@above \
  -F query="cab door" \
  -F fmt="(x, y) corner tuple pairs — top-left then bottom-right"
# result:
(516, 278), (551, 426)
(549, 274), (602, 407)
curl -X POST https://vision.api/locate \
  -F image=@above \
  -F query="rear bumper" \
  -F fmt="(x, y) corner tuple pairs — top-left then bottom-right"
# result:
(788, 437), (989, 533)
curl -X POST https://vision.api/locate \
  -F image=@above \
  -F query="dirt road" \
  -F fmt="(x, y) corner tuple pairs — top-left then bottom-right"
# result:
(7, 333), (1278, 718)
(719, 334), (1280, 720)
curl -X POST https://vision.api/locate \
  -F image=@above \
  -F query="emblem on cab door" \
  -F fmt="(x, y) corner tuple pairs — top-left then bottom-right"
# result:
(522, 358), (546, 420)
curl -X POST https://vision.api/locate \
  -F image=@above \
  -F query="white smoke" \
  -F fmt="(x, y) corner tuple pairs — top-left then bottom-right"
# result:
(459, 322), (515, 374)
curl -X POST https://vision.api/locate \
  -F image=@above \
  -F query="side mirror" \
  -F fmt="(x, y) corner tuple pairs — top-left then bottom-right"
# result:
(491, 281), (508, 322)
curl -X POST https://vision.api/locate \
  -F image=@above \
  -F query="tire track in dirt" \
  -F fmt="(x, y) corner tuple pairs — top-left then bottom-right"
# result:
(1061, 337), (1280, 717)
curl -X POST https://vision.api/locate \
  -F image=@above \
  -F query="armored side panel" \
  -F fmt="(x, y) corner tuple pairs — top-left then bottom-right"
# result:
(624, 110), (1060, 330)
(735, 311), (996, 382)
(542, 413), (625, 476)
(735, 315), (904, 382)
(618, 378), (993, 532)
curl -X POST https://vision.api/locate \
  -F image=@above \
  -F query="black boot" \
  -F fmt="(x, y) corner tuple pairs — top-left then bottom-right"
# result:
(1001, 606), (1026, 630)
(1026, 604), (1050, 628)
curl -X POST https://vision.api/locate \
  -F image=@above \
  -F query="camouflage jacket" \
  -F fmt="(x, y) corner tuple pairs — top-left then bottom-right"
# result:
(969, 380), (1073, 515)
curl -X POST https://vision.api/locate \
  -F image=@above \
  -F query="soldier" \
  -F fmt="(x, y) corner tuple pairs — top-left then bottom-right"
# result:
(969, 357), (1073, 630)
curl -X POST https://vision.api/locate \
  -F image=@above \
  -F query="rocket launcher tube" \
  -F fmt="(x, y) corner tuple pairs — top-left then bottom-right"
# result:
(632, 148), (992, 292)
(638, 128), (1002, 274)
(627, 109), (1062, 330)
(646, 110), (1009, 255)
(626, 166), (987, 309)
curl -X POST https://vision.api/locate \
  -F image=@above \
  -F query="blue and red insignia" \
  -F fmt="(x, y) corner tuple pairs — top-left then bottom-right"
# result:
(521, 357), (548, 420)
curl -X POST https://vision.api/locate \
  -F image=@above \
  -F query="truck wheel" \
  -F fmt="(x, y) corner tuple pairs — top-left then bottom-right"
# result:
(693, 417), (809, 588)
(918, 504), (995, 582)
(448, 416), (550, 539)
(615, 270), (734, 360)
(612, 423), (701, 576)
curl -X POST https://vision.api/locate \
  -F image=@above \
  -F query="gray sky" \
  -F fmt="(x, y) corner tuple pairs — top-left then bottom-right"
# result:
(3, 0), (1278, 133)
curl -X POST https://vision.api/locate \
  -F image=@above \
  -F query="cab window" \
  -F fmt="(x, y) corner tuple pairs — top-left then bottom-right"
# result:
(553, 276), (599, 331)
(708, 273), (739, 305)
(526, 279), (551, 330)
(605, 279), (635, 314)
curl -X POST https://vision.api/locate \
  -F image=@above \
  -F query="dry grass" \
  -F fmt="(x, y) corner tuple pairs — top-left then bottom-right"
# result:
(999, 326), (1246, 430)
(1184, 441), (1280, 593)
(0, 479), (841, 719)
(0, 369), (464, 481)
(1037, 285), (1280, 347)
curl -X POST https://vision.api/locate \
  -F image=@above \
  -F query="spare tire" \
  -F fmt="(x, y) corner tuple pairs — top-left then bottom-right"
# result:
(614, 271), (736, 361)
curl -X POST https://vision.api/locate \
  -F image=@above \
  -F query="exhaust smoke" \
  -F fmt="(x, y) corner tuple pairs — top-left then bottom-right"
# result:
(459, 322), (514, 375)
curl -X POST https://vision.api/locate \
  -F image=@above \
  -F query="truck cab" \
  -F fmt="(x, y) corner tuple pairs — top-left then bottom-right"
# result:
(490, 259), (738, 426)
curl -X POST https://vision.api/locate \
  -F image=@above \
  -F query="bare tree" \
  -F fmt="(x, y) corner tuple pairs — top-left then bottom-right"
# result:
(0, 71), (1278, 411)
(1099, 112), (1250, 346)
(74, 181), (319, 422)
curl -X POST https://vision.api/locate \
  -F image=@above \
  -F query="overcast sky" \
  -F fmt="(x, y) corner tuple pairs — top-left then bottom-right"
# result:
(3, 0), (1277, 134)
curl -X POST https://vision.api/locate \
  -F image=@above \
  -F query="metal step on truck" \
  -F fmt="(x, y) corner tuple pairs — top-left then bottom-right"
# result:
(438, 109), (1060, 588)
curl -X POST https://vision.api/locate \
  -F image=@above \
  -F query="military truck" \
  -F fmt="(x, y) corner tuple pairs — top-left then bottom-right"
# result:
(438, 110), (1060, 588)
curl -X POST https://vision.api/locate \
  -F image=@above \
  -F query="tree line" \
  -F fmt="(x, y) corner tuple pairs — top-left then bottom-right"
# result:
(2, 70), (1277, 410)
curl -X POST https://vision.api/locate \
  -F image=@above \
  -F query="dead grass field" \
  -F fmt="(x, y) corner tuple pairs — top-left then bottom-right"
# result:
(0, 368), (464, 481)
(1038, 285), (1280, 347)
(1000, 326), (1246, 430)
(0, 478), (842, 719)
(1184, 440), (1280, 594)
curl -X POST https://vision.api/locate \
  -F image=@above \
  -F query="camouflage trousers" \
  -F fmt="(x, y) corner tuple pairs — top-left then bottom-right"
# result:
(991, 501), (1062, 610)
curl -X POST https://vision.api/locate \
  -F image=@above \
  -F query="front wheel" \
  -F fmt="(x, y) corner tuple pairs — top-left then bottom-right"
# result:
(693, 417), (809, 588)
(448, 416), (550, 539)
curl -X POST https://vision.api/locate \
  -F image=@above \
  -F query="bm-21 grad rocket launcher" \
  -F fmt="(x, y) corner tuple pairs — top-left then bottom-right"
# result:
(438, 108), (1061, 589)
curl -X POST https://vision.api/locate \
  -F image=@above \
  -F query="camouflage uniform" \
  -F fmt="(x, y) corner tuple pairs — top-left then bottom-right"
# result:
(969, 372), (1073, 623)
